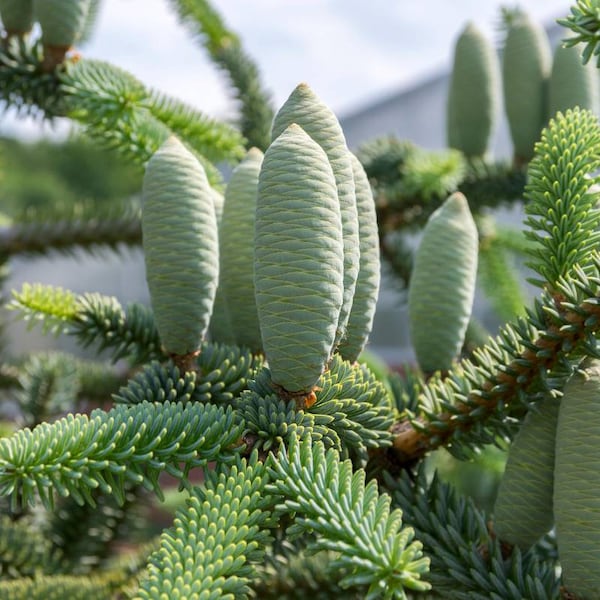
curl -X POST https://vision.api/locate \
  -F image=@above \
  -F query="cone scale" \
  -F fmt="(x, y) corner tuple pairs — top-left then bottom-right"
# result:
(255, 124), (344, 401)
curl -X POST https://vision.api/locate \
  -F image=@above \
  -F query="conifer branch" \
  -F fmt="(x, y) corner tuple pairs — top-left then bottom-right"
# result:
(267, 435), (431, 599)
(0, 212), (142, 258)
(10, 285), (163, 364)
(167, 0), (275, 150)
(308, 355), (393, 458)
(478, 219), (528, 320)
(388, 468), (560, 598)
(253, 547), (365, 599)
(389, 260), (600, 463)
(388, 108), (600, 463)
(524, 108), (600, 290)
(0, 573), (121, 600)
(237, 392), (328, 455)
(0, 38), (64, 117)
(358, 136), (527, 232)
(240, 358), (393, 458)
(59, 59), (229, 184)
(113, 344), (261, 406)
(138, 454), (273, 599)
(0, 515), (65, 578)
(74, 294), (163, 363)
(48, 484), (148, 572)
(5, 353), (126, 412)
(15, 352), (81, 427)
(9, 284), (79, 335)
(147, 88), (245, 162)
(558, 0), (600, 66)
(0, 401), (243, 510)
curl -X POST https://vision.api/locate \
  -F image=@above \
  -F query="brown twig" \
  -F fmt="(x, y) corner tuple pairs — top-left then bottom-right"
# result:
(388, 296), (600, 465)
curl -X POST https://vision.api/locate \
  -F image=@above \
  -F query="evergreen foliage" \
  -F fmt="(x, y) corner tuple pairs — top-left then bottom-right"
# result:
(1, 1), (600, 598)
(139, 455), (272, 599)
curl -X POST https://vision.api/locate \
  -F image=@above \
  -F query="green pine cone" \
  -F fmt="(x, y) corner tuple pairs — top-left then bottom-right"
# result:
(220, 147), (264, 352)
(34, 0), (91, 48)
(407, 192), (478, 373)
(447, 22), (501, 158)
(493, 394), (560, 548)
(338, 154), (381, 363)
(0, 0), (34, 35)
(255, 124), (344, 394)
(502, 13), (552, 162)
(271, 83), (359, 349)
(208, 187), (236, 345)
(554, 358), (600, 598)
(142, 136), (219, 357)
(548, 43), (600, 117)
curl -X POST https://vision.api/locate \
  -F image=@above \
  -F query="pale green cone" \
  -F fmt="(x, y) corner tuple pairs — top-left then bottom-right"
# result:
(34, 0), (91, 48)
(554, 358), (600, 597)
(407, 192), (478, 373)
(494, 394), (560, 548)
(208, 187), (236, 345)
(548, 43), (600, 117)
(271, 83), (359, 350)
(142, 136), (219, 356)
(447, 22), (501, 158)
(338, 154), (380, 363)
(255, 124), (344, 394)
(502, 13), (552, 162)
(220, 147), (264, 352)
(0, 0), (34, 35)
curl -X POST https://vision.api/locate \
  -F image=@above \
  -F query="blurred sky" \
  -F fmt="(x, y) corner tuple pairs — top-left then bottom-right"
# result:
(2, 0), (572, 140)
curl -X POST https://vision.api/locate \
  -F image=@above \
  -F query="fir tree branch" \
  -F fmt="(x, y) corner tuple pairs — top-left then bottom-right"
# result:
(166, 0), (275, 150)
(73, 294), (163, 364)
(524, 108), (600, 290)
(48, 483), (148, 573)
(0, 515), (65, 578)
(388, 254), (600, 464)
(558, 0), (600, 66)
(307, 355), (394, 459)
(59, 59), (229, 185)
(9, 284), (79, 335)
(138, 454), (273, 599)
(4, 353), (126, 413)
(102, 537), (161, 596)
(240, 357), (393, 459)
(385, 109), (600, 463)
(0, 573), (121, 600)
(387, 468), (560, 598)
(10, 284), (163, 364)
(457, 159), (527, 213)
(0, 401), (243, 510)
(478, 217), (528, 320)
(15, 352), (81, 427)
(146, 88), (245, 162)
(358, 136), (527, 232)
(252, 546), (366, 599)
(267, 434), (431, 599)
(0, 212), (142, 258)
(237, 391), (328, 456)
(0, 38), (65, 117)
(113, 343), (261, 406)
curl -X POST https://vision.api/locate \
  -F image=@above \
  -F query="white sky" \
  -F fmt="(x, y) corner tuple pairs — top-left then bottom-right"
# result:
(2, 0), (572, 140)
